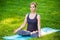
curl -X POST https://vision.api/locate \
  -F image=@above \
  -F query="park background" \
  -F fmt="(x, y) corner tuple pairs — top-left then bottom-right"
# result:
(0, 0), (60, 40)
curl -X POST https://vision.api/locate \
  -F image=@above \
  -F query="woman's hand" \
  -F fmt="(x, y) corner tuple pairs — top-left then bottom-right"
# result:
(13, 29), (18, 33)
(38, 34), (41, 37)
(30, 31), (37, 34)
(38, 33), (41, 37)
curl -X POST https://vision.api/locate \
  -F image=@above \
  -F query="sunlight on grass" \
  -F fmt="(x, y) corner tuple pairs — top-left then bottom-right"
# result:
(1, 18), (19, 25)
(1, 18), (14, 24)
(0, 17), (24, 30)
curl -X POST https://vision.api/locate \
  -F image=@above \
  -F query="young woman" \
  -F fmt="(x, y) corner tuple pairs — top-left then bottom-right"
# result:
(14, 2), (41, 37)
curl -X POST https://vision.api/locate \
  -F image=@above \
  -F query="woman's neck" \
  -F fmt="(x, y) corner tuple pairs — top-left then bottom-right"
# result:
(30, 12), (36, 14)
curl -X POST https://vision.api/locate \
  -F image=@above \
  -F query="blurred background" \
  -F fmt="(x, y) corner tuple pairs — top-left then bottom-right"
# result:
(0, 0), (60, 40)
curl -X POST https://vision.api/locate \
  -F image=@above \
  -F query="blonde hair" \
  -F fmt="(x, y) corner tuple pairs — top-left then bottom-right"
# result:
(30, 2), (37, 7)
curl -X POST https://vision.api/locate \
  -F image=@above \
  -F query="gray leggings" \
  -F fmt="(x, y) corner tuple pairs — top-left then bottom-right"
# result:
(17, 30), (38, 37)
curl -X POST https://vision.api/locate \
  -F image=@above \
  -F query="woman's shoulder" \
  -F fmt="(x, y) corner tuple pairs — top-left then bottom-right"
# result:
(25, 13), (29, 18)
(36, 14), (40, 17)
(36, 14), (41, 19)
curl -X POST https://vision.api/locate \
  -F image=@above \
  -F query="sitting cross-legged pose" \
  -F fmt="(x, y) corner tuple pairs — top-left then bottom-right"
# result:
(14, 2), (41, 37)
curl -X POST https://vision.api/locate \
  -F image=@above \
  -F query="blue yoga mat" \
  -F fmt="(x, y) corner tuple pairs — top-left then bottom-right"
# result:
(3, 27), (60, 40)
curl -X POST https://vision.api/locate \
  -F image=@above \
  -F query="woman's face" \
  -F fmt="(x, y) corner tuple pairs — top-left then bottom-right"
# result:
(30, 4), (36, 12)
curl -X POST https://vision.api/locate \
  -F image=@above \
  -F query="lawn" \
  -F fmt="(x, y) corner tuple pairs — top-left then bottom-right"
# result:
(0, 0), (60, 40)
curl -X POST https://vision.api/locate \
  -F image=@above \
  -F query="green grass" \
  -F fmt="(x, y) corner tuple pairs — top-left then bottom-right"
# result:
(0, 0), (60, 40)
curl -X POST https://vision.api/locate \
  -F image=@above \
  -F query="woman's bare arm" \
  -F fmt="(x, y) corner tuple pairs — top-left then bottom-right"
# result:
(37, 15), (41, 37)
(14, 14), (28, 33)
